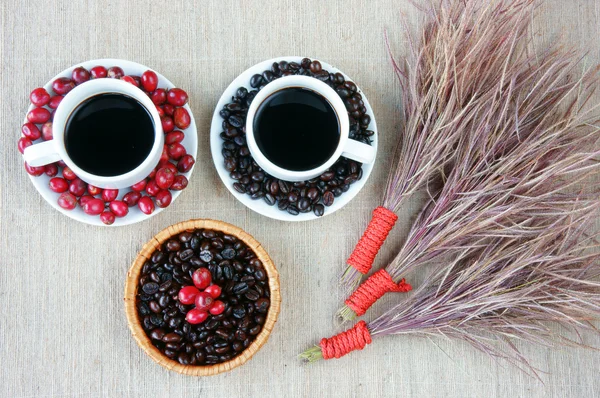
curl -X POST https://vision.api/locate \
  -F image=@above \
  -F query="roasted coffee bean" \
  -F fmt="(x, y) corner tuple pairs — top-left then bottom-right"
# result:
(322, 191), (334, 206)
(249, 325), (262, 335)
(313, 204), (325, 217)
(255, 298), (270, 313)
(162, 333), (182, 343)
(245, 289), (260, 301)
(233, 282), (249, 295)
(178, 248), (194, 261)
(142, 282), (159, 295)
(232, 305), (247, 319)
(298, 197), (310, 211)
(287, 206), (299, 215)
(150, 328), (165, 340)
(264, 193), (276, 206)
(165, 240), (181, 252)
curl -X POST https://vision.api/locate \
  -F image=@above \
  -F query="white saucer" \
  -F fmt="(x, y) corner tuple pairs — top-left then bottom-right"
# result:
(209, 56), (378, 222)
(21, 59), (198, 226)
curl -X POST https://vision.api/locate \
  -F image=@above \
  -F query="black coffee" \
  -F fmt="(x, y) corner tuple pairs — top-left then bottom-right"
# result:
(65, 93), (154, 176)
(253, 87), (340, 171)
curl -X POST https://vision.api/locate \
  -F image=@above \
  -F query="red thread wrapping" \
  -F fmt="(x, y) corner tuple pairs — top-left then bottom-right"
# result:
(320, 320), (372, 359)
(347, 207), (398, 274)
(345, 269), (412, 316)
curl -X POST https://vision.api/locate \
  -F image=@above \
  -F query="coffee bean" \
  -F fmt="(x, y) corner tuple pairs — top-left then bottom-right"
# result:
(323, 191), (334, 206)
(250, 74), (264, 88)
(150, 328), (165, 340)
(162, 333), (182, 343)
(255, 298), (270, 313)
(287, 206), (299, 215)
(245, 289), (260, 301)
(142, 282), (159, 295)
(313, 204), (325, 217)
(233, 282), (249, 295)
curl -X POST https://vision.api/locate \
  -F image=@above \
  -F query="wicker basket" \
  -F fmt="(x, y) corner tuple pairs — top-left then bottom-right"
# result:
(124, 219), (281, 376)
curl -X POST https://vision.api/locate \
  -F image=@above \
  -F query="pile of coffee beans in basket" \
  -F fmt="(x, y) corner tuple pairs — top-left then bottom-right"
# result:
(219, 58), (374, 217)
(136, 228), (271, 366)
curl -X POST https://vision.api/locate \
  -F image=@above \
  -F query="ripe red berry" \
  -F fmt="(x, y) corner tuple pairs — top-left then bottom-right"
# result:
(161, 116), (174, 133)
(107, 66), (124, 79)
(52, 77), (75, 95)
(165, 131), (185, 145)
(138, 196), (155, 215)
(122, 191), (141, 207)
(160, 145), (169, 163)
(87, 185), (102, 196)
(194, 292), (214, 311)
(209, 300), (225, 315)
(155, 105), (165, 118)
(30, 87), (51, 107)
(41, 122), (53, 141)
(121, 75), (139, 87)
(27, 108), (51, 124)
(177, 154), (195, 173)
(163, 103), (175, 116)
(173, 107), (191, 129)
(79, 195), (93, 207)
(192, 268), (212, 290)
(109, 200), (129, 217)
(171, 175), (188, 191)
(166, 88), (188, 106)
(155, 167), (175, 189)
(90, 66), (108, 79)
(150, 88), (167, 105)
(24, 162), (44, 176)
(72, 67), (91, 85)
(48, 95), (64, 109)
(158, 161), (178, 174)
(62, 166), (77, 180)
(22, 123), (42, 140)
(57, 192), (77, 210)
(101, 189), (119, 202)
(100, 211), (116, 225)
(185, 309), (209, 325)
(145, 180), (160, 197)
(44, 164), (59, 177)
(167, 143), (187, 160)
(82, 198), (105, 215)
(205, 284), (222, 299)
(18, 137), (32, 154)
(141, 70), (159, 92)
(68, 178), (87, 197)
(49, 177), (69, 193)
(131, 179), (147, 192)
(178, 286), (200, 305)
(154, 190), (172, 208)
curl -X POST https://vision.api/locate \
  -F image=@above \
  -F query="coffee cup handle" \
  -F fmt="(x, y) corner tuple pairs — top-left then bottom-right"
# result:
(341, 138), (376, 164)
(23, 141), (62, 167)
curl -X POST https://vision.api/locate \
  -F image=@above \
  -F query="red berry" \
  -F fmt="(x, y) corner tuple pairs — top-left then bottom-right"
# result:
(209, 300), (225, 315)
(52, 77), (75, 95)
(48, 95), (64, 109)
(185, 309), (209, 325)
(192, 268), (212, 290)
(177, 155), (195, 173)
(151, 88), (167, 105)
(154, 190), (172, 208)
(57, 192), (77, 210)
(167, 88), (188, 106)
(160, 145), (169, 163)
(161, 116), (174, 133)
(62, 166), (77, 180)
(44, 164), (59, 177)
(173, 107), (191, 129)
(90, 66), (108, 79)
(163, 103), (175, 116)
(109, 200), (129, 217)
(171, 175), (188, 191)
(158, 161), (178, 174)
(122, 191), (141, 207)
(18, 137), (32, 154)
(121, 75), (139, 87)
(79, 195), (93, 206)
(205, 284), (222, 299)
(194, 292), (214, 311)
(145, 180), (160, 196)
(155, 167), (175, 189)
(141, 70), (159, 92)
(131, 179), (147, 192)
(30, 87), (51, 107)
(167, 143), (187, 160)
(72, 67), (91, 85)
(27, 108), (51, 124)
(155, 105), (165, 118)
(24, 162), (44, 176)
(132, 76), (141, 86)
(137, 196), (155, 215)
(57, 160), (67, 167)
(49, 177), (69, 193)
(100, 211), (116, 225)
(69, 178), (87, 197)
(82, 198), (105, 215)
(41, 122), (53, 141)
(148, 168), (157, 179)
(178, 286), (200, 305)
(87, 184), (102, 196)
(22, 123), (42, 140)
(101, 189), (119, 202)
(107, 66), (124, 79)
(166, 131), (185, 145)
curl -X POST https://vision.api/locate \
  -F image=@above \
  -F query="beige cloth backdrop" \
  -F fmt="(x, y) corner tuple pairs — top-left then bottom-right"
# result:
(2, 1), (600, 397)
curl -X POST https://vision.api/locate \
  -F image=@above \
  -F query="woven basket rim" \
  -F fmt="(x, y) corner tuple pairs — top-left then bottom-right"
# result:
(124, 219), (281, 376)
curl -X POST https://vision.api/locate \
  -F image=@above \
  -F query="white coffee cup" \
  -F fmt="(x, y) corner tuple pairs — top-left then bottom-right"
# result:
(23, 78), (163, 189)
(245, 75), (376, 182)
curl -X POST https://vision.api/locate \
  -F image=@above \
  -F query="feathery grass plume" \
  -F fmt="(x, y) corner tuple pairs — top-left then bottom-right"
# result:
(340, 0), (536, 294)
(302, 196), (600, 378)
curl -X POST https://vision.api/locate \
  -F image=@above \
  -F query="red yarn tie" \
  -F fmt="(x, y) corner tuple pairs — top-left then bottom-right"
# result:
(320, 320), (372, 360)
(345, 269), (412, 316)
(347, 207), (398, 274)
